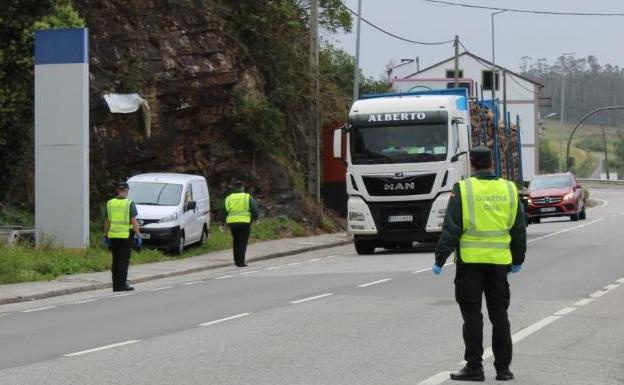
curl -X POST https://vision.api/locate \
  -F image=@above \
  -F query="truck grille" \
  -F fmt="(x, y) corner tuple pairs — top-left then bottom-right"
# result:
(368, 201), (432, 231)
(362, 174), (436, 196)
(532, 196), (562, 205)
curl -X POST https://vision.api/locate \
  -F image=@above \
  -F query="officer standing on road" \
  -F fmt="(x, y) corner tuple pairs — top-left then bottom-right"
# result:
(103, 181), (142, 292)
(223, 181), (259, 267)
(433, 146), (526, 382)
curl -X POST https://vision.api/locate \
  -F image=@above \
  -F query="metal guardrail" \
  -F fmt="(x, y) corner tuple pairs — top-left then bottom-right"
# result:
(0, 226), (36, 246)
(578, 178), (624, 189)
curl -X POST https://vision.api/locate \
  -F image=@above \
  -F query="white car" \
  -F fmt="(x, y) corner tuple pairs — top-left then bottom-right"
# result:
(127, 173), (210, 255)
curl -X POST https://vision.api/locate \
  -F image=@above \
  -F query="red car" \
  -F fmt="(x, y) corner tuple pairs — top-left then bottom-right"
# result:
(527, 173), (587, 224)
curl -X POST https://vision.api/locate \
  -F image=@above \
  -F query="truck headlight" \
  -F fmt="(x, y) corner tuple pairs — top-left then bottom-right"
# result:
(159, 213), (178, 223)
(349, 212), (365, 221)
(437, 208), (446, 218)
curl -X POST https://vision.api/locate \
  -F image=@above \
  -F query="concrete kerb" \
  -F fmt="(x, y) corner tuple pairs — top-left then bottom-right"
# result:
(0, 237), (353, 306)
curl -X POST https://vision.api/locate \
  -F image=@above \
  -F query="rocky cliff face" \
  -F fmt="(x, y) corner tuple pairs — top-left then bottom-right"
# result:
(74, 0), (307, 221)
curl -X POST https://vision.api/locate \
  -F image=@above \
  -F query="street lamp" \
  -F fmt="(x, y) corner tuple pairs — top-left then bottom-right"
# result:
(560, 52), (575, 127)
(491, 10), (506, 102)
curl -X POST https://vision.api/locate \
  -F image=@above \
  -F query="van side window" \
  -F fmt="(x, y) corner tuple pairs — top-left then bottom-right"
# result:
(191, 181), (207, 200)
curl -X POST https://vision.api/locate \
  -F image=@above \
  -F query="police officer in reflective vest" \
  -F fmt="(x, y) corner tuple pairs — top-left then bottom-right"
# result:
(103, 181), (142, 291)
(223, 181), (259, 267)
(434, 146), (526, 382)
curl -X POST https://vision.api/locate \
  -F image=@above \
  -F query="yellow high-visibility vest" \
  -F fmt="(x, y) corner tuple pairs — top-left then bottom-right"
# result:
(225, 193), (252, 224)
(107, 198), (132, 239)
(458, 177), (518, 265)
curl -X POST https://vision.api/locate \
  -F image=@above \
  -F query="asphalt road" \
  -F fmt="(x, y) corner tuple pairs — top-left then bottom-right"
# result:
(1, 189), (623, 384)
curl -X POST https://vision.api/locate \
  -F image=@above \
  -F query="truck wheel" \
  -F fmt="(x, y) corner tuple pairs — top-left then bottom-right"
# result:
(354, 239), (375, 255)
(579, 207), (587, 220)
(397, 242), (413, 249)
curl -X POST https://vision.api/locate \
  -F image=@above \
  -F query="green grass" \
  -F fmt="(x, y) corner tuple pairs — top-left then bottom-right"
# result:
(0, 215), (313, 285)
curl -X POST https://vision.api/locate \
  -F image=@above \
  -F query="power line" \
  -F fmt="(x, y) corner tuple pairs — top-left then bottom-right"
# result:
(343, 5), (454, 45)
(423, 0), (624, 16)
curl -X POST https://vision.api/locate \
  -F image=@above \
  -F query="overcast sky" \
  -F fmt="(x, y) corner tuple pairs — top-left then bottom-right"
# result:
(328, 0), (624, 78)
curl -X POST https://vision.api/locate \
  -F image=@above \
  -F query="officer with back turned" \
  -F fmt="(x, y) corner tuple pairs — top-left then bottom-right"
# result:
(223, 181), (259, 267)
(433, 146), (526, 382)
(103, 181), (142, 291)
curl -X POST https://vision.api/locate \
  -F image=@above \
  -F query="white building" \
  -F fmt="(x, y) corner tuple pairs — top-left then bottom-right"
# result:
(390, 51), (543, 181)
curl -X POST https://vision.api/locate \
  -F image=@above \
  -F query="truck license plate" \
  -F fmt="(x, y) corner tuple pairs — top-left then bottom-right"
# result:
(540, 207), (556, 213)
(388, 215), (413, 223)
(141, 233), (151, 239)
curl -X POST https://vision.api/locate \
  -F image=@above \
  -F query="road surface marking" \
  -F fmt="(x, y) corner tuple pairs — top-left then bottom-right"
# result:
(111, 292), (135, 298)
(604, 284), (620, 291)
(307, 258), (323, 262)
(358, 278), (392, 288)
(215, 275), (233, 280)
(412, 262), (454, 274)
(71, 299), (98, 304)
(590, 290), (608, 298)
(417, 371), (453, 385)
(291, 293), (333, 304)
(198, 313), (251, 327)
(528, 218), (603, 243)
(64, 340), (141, 357)
(573, 298), (594, 306)
(22, 306), (57, 313)
(150, 286), (172, 291)
(617, 278), (624, 284)
(184, 281), (202, 285)
(593, 198), (608, 208)
(554, 307), (577, 316)
(240, 270), (260, 275)
(287, 262), (302, 266)
(265, 266), (281, 270)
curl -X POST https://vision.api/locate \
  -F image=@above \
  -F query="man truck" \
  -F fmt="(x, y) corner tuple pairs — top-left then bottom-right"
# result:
(333, 89), (522, 254)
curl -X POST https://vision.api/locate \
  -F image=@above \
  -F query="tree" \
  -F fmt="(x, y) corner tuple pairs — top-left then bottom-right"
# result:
(539, 140), (559, 173)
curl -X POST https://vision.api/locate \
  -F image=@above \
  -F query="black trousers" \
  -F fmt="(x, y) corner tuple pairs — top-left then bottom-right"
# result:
(455, 264), (512, 370)
(229, 223), (251, 266)
(110, 238), (132, 289)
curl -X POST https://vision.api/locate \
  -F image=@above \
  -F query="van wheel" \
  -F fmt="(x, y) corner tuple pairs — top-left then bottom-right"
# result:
(197, 226), (208, 247)
(354, 239), (375, 255)
(172, 232), (185, 255)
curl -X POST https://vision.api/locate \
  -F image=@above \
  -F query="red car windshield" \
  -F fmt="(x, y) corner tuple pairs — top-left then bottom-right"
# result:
(530, 176), (573, 190)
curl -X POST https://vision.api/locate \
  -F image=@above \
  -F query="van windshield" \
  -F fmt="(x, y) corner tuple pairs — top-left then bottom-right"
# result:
(128, 182), (183, 206)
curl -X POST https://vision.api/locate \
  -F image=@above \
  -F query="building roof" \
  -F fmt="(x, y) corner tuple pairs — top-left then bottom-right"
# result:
(405, 51), (544, 88)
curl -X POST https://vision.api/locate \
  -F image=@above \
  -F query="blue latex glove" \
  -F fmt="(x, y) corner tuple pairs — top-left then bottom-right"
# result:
(102, 236), (110, 247)
(432, 264), (442, 275)
(134, 236), (143, 248)
(510, 264), (522, 273)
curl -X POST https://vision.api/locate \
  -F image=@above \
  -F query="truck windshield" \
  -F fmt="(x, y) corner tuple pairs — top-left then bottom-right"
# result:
(350, 124), (448, 164)
(128, 182), (183, 206)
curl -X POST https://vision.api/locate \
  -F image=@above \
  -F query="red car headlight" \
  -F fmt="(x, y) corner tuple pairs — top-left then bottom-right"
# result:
(563, 192), (575, 201)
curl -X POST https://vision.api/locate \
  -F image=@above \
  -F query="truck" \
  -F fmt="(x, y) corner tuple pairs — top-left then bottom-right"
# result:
(333, 88), (523, 255)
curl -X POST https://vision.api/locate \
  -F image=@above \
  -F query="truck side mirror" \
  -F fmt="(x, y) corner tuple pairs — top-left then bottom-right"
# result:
(451, 151), (467, 163)
(333, 129), (342, 159)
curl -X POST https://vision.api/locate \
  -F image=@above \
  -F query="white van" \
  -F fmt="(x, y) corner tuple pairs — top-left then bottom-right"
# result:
(127, 173), (210, 255)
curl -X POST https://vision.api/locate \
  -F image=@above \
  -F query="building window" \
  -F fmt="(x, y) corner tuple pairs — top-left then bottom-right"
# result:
(482, 70), (500, 91)
(446, 69), (464, 79)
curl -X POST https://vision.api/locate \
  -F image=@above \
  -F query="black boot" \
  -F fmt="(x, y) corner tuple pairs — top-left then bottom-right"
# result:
(496, 368), (514, 381)
(450, 366), (485, 382)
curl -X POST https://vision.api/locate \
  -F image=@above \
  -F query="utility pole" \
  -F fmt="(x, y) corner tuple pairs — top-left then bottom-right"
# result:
(453, 35), (459, 89)
(308, 0), (320, 202)
(491, 10), (505, 103)
(353, 0), (362, 101)
(601, 124), (610, 180)
(560, 52), (575, 127)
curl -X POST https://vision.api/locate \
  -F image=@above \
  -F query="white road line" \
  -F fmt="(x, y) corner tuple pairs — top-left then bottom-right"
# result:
(604, 284), (620, 291)
(307, 258), (323, 262)
(214, 275), (234, 280)
(287, 262), (302, 266)
(617, 278), (624, 284)
(265, 266), (281, 270)
(573, 298), (594, 306)
(111, 292), (135, 298)
(554, 307), (577, 316)
(412, 262), (454, 274)
(358, 278), (392, 288)
(593, 198), (608, 208)
(184, 281), (202, 285)
(512, 315), (561, 343)
(325, 255), (338, 259)
(198, 313), (251, 327)
(64, 340), (141, 357)
(417, 371), (453, 385)
(22, 306), (56, 313)
(590, 290), (608, 298)
(240, 270), (260, 275)
(150, 286), (172, 291)
(528, 218), (603, 243)
(290, 293), (333, 304)
(71, 299), (98, 305)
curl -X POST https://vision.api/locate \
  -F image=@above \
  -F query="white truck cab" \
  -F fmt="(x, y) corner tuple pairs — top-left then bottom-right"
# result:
(127, 173), (210, 255)
(334, 89), (471, 254)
